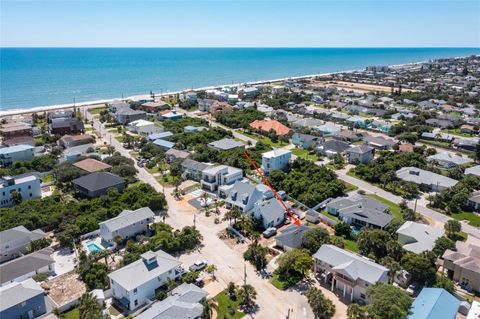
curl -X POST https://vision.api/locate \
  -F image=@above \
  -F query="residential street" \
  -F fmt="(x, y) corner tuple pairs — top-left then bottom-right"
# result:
(87, 110), (347, 319)
(335, 168), (480, 239)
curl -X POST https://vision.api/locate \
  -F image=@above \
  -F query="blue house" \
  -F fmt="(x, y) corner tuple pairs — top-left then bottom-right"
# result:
(0, 278), (46, 319)
(408, 288), (460, 319)
(292, 133), (321, 149)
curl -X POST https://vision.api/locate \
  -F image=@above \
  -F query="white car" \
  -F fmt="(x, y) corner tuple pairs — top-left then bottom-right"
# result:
(189, 260), (207, 271)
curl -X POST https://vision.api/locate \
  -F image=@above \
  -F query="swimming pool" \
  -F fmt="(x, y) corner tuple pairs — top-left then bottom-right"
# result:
(86, 241), (104, 254)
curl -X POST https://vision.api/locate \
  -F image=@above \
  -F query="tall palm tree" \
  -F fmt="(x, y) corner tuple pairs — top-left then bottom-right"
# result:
(78, 292), (103, 319)
(202, 298), (218, 319)
(200, 192), (209, 207)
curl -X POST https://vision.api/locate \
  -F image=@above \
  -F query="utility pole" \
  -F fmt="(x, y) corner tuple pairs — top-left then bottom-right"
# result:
(193, 214), (196, 228)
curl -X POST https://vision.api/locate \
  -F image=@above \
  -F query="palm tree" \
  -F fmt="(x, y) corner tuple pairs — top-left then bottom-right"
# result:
(202, 298), (218, 319)
(237, 214), (253, 236)
(205, 264), (217, 280)
(78, 292), (103, 319)
(237, 284), (257, 311)
(159, 210), (168, 223)
(200, 192), (209, 207)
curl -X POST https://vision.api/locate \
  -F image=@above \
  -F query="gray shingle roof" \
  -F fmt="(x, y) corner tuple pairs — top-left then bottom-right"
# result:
(72, 172), (124, 192)
(0, 278), (44, 311)
(208, 138), (244, 151)
(313, 244), (389, 284)
(181, 159), (210, 172)
(396, 167), (458, 188)
(99, 207), (154, 232)
(276, 224), (310, 249)
(108, 250), (182, 291)
(0, 226), (45, 246)
(327, 195), (392, 228)
(345, 144), (374, 154)
(0, 248), (54, 284)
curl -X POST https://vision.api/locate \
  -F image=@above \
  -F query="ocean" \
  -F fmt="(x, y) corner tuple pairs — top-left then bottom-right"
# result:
(1, 47), (479, 112)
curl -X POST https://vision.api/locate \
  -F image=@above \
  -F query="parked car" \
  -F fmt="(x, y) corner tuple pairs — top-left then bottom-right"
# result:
(406, 283), (418, 296)
(189, 260), (207, 271)
(262, 227), (277, 238)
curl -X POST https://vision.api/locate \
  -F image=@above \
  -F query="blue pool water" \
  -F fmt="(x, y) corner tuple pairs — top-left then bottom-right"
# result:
(1, 47), (479, 111)
(86, 241), (104, 253)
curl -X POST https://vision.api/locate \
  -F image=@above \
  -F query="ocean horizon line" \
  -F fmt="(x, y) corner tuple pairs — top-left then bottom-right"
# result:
(1, 46), (479, 49)
(2, 47), (479, 112)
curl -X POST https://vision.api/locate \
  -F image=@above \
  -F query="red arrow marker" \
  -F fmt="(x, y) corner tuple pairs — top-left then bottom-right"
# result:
(243, 150), (301, 226)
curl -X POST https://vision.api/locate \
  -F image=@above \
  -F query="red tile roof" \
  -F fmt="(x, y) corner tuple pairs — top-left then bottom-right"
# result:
(250, 120), (291, 136)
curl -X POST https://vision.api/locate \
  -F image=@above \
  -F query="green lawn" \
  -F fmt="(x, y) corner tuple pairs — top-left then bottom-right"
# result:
(40, 175), (54, 183)
(319, 210), (341, 223)
(451, 211), (480, 227)
(88, 107), (107, 115)
(441, 129), (472, 138)
(420, 139), (451, 148)
(62, 308), (79, 319)
(156, 174), (180, 186)
(367, 194), (403, 221)
(258, 136), (289, 148)
(343, 181), (359, 192)
(291, 148), (319, 161)
(271, 273), (289, 290)
(115, 136), (124, 143)
(344, 239), (359, 253)
(213, 290), (245, 319)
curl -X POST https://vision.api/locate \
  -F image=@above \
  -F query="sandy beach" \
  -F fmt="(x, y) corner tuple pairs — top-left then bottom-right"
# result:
(0, 57), (450, 118)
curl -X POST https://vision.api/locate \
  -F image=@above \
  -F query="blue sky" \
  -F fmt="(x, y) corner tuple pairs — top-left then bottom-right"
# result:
(1, 0), (479, 47)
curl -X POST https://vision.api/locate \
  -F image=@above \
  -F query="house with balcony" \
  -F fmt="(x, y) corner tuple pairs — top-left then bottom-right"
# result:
(0, 173), (41, 208)
(0, 144), (35, 166)
(313, 244), (389, 302)
(99, 207), (155, 246)
(442, 241), (480, 293)
(345, 145), (375, 164)
(261, 149), (291, 174)
(108, 250), (184, 312)
(200, 165), (243, 192)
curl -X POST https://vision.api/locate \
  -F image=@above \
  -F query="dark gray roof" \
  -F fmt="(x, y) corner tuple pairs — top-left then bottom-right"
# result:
(50, 118), (84, 130)
(72, 172), (124, 192)
(276, 224), (310, 249)
(0, 248), (54, 284)
(345, 144), (374, 154)
(318, 140), (350, 153)
(327, 195), (392, 228)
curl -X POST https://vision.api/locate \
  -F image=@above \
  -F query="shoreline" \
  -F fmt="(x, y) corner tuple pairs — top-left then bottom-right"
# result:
(0, 54), (475, 117)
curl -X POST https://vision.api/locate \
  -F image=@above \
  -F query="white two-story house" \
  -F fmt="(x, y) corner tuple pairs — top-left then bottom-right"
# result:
(261, 149), (291, 174)
(200, 165), (243, 192)
(0, 173), (41, 208)
(99, 207), (155, 246)
(108, 250), (184, 312)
